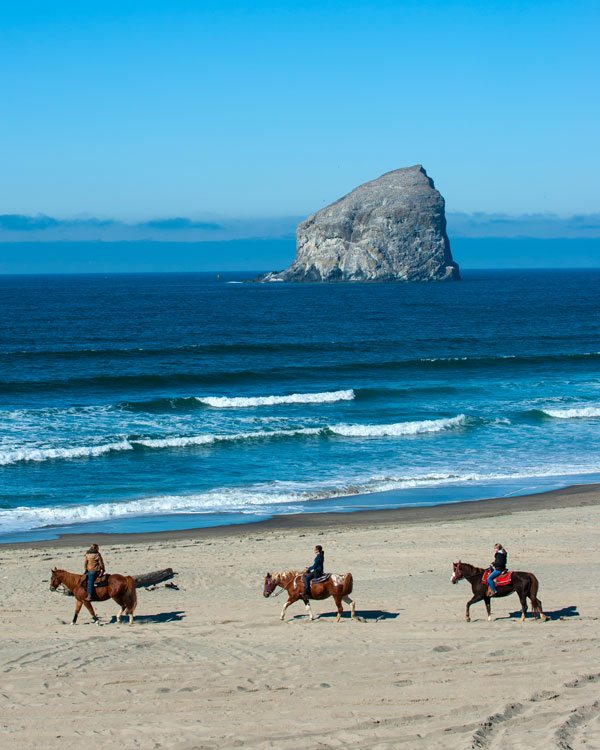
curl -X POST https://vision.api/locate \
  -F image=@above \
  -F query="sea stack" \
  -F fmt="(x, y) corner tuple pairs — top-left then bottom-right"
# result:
(262, 165), (460, 282)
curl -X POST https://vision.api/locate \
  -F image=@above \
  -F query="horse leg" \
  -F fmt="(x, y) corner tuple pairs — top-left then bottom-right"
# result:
(465, 594), (482, 622)
(82, 600), (100, 625)
(302, 596), (315, 621)
(343, 595), (356, 620)
(518, 590), (528, 622)
(280, 597), (292, 621)
(484, 596), (492, 622)
(72, 599), (83, 625)
(334, 594), (344, 623)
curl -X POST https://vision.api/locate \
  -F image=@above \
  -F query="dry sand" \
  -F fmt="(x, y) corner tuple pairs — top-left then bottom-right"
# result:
(1, 485), (599, 749)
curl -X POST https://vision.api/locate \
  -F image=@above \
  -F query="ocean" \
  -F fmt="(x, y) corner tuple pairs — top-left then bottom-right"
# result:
(0, 268), (599, 543)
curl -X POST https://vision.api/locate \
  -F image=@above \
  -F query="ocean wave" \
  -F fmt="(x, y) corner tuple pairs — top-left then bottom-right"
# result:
(540, 406), (600, 419)
(0, 415), (467, 466)
(0, 428), (322, 466)
(196, 389), (355, 408)
(3, 464), (600, 533)
(328, 415), (466, 437)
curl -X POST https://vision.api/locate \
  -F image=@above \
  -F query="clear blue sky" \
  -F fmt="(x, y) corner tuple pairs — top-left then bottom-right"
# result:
(1, 0), (598, 220)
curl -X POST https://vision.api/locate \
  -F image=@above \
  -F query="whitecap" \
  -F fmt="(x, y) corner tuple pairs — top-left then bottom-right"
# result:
(196, 389), (355, 408)
(328, 415), (466, 437)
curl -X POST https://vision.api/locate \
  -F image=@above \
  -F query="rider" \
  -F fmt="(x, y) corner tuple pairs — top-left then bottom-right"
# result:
(303, 545), (325, 598)
(487, 543), (508, 597)
(84, 543), (105, 602)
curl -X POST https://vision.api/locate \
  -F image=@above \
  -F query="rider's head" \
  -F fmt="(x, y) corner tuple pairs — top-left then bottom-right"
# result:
(494, 543), (503, 550)
(89, 543), (99, 552)
(315, 545), (323, 554)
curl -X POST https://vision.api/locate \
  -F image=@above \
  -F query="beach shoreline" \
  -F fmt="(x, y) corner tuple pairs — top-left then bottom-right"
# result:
(4, 480), (599, 550)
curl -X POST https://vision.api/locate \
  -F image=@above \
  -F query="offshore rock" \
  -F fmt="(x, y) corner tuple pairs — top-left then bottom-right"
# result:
(262, 165), (459, 282)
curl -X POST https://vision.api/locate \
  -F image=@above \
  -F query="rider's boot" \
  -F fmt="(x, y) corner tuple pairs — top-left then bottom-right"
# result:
(486, 586), (496, 597)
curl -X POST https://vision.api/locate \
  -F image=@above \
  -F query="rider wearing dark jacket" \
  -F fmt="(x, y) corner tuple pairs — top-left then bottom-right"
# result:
(487, 543), (508, 596)
(303, 545), (324, 598)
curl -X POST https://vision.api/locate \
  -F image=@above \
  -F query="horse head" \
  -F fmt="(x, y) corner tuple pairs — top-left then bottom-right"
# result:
(49, 568), (61, 591)
(451, 561), (463, 584)
(263, 572), (275, 598)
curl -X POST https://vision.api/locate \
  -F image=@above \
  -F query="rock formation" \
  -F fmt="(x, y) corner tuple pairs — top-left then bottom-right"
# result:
(262, 165), (459, 282)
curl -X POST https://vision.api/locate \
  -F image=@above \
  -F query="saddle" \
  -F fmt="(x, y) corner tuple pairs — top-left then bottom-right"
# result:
(311, 573), (331, 586)
(80, 573), (109, 588)
(482, 568), (512, 587)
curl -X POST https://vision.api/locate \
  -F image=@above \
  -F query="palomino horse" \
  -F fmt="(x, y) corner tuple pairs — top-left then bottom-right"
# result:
(263, 570), (356, 622)
(50, 568), (137, 625)
(451, 561), (547, 622)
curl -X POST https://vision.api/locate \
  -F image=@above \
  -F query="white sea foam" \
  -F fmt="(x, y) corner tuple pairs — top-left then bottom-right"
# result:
(0, 414), (467, 466)
(0, 428), (323, 466)
(541, 406), (600, 419)
(197, 389), (355, 408)
(328, 415), (466, 437)
(0, 441), (133, 466)
(3, 463), (600, 534)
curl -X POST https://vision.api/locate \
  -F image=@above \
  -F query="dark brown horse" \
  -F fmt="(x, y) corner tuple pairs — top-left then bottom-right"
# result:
(50, 568), (138, 626)
(451, 561), (547, 622)
(263, 570), (356, 622)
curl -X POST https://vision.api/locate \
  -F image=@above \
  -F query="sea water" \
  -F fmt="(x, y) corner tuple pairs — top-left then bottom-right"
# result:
(0, 268), (599, 542)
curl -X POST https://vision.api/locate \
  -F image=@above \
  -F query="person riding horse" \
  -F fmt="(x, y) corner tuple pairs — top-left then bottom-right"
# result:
(487, 543), (508, 597)
(84, 543), (106, 601)
(303, 545), (324, 598)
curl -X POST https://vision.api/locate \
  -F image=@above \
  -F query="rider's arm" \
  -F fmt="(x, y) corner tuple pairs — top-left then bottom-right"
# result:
(98, 553), (106, 574)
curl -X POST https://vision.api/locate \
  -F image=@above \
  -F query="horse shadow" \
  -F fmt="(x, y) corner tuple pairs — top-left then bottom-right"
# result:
(109, 610), (186, 624)
(293, 609), (400, 622)
(508, 605), (579, 621)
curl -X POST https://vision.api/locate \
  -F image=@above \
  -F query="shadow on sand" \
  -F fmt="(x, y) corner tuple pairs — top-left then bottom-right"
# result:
(508, 604), (579, 621)
(292, 609), (399, 622)
(109, 610), (186, 624)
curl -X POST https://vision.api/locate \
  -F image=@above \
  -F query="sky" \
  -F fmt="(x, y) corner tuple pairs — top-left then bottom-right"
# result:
(0, 1), (598, 270)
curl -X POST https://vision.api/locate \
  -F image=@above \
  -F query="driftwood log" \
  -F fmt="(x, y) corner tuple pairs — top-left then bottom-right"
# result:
(59, 568), (176, 596)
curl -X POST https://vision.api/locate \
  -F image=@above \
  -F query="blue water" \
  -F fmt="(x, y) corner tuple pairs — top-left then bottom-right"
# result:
(0, 268), (599, 543)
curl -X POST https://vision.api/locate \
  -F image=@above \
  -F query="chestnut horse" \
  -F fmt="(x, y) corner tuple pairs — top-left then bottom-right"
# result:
(50, 568), (137, 625)
(263, 570), (356, 622)
(451, 561), (547, 622)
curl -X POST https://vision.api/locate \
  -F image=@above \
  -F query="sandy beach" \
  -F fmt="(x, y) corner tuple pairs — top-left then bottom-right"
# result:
(1, 484), (599, 749)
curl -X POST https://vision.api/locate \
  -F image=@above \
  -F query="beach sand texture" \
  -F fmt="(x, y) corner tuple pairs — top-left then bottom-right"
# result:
(1, 487), (599, 749)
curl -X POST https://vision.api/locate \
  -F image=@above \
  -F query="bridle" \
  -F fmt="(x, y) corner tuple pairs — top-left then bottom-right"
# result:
(263, 573), (292, 598)
(451, 562), (463, 584)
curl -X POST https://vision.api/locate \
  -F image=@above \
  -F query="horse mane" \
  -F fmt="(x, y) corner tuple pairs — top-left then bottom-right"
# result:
(54, 568), (83, 591)
(459, 562), (486, 576)
(272, 570), (302, 586)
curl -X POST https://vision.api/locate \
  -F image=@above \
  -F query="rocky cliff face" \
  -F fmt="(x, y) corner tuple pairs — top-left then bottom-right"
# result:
(262, 165), (459, 282)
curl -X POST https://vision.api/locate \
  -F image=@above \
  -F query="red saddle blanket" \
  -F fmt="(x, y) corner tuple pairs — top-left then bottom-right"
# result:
(482, 569), (512, 586)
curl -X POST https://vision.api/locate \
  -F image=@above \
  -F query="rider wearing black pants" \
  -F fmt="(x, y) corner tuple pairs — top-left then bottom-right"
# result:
(303, 545), (324, 598)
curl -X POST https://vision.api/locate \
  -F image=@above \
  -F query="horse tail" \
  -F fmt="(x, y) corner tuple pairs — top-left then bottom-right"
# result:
(343, 572), (353, 596)
(123, 575), (138, 614)
(528, 573), (544, 617)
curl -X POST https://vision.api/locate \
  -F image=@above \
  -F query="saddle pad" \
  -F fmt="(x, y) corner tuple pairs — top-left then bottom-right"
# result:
(482, 569), (512, 586)
(311, 573), (331, 584)
(94, 575), (109, 588)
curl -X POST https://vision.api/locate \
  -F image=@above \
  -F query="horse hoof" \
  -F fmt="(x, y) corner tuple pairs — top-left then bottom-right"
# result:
(487, 616), (492, 622)
(465, 617), (471, 623)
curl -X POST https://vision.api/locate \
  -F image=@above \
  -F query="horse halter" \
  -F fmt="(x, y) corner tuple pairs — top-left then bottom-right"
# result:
(451, 562), (463, 584)
(263, 574), (275, 597)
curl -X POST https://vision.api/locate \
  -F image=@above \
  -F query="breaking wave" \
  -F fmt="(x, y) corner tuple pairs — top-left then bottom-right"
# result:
(328, 415), (466, 437)
(540, 406), (600, 419)
(196, 389), (355, 408)
(3, 464), (600, 534)
(0, 415), (467, 466)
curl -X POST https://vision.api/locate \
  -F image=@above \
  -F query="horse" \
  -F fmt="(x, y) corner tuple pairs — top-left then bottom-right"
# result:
(451, 561), (547, 622)
(50, 568), (138, 626)
(263, 569), (356, 622)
